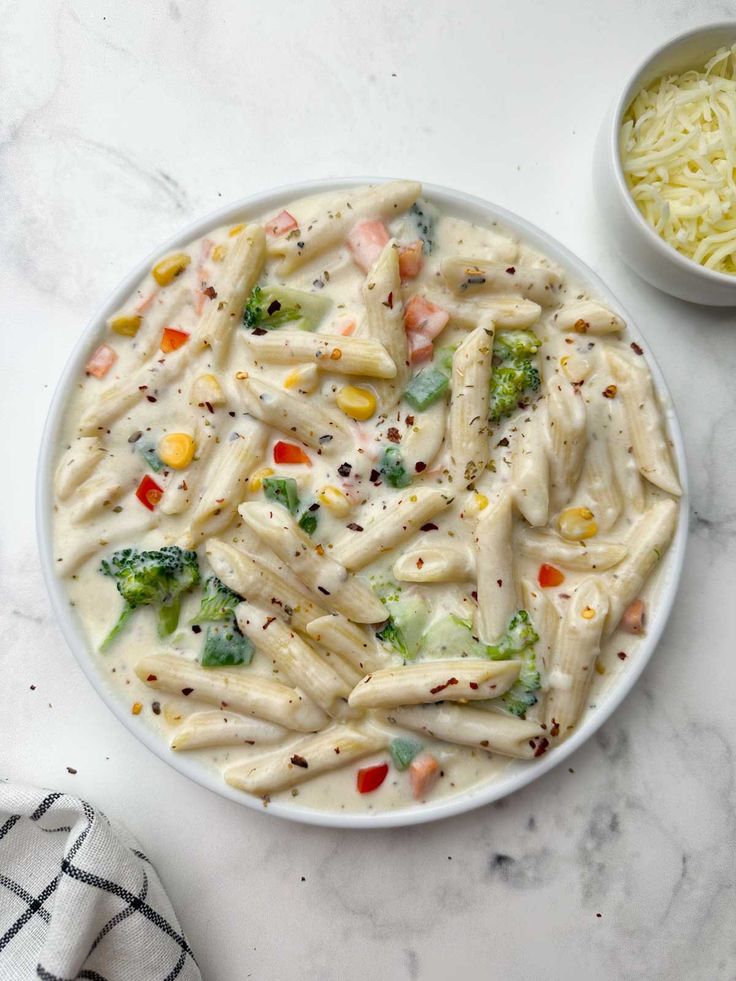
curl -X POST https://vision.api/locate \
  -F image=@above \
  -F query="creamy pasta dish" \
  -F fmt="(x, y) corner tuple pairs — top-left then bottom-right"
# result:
(52, 181), (682, 813)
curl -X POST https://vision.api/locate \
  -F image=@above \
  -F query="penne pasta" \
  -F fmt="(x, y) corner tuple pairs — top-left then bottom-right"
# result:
(243, 331), (396, 379)
(519, 577), (561, 719)
(134, 654), (327, 732)
(361, 240), (410, 414)
(170, 710), (288, 751)
(392, 544), (475, 583)
(475, 490), (517, 645)
(552, 300), (625, 335)
(401, 398), (448, 473)
(578, 430), (622, 532)
(449, 319), (494, 487)
(606, 396), (645, 514)
(237, 375), (350, 452)
(441, 257), (563, 307)
(305, 614), (387, 674)
(389, 704), (546, 759)
(68, 472), (124, 525)
(333, 487), (454, 571)
(54, 437), (106, 500)
(515, 527), (627, 570)
(545, 377), (587, 511)
(511, 408), (549, 527)
(421, 290), (542, 330)
(348, 659), (521, 709)
(225, 723), (388, 795)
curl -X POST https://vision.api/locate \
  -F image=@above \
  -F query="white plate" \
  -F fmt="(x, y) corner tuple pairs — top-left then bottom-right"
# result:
(36, 178), (689, 828)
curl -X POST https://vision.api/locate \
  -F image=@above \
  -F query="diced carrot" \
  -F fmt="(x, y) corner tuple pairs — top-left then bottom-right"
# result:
(346, 220), (390, 273)
(135, 289), (159, 314)
(399, 240), (424, 280)
(408, 752), (441, 800)
(403, 295), (449, 339)
(85, 344), (117, 379)
(621, 598), (645, 635)
(538, 563), (565, 588)
(337, 317), (356, 336)
(407, 331), (434, 364)
(265, 210), (298, 238)
(160, 327), (190, 353)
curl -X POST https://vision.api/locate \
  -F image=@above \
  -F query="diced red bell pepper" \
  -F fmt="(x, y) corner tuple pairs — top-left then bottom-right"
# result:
(398, 240), (424, 280)
(265, 210), (298, 238)
(538, 563), (565, 588)
(409, 752), (440, 799)
(85, 344), (117, 379)
(160, 327), (190, 353)
(273, 441), (312, 466)
(403, 295), (450, 339)
(407, 331), (434, 364)
(356, 762), (389, 794)
(621, 598), (645, 634)
(346, 220), (390, 273)
(135, 474), (164, 510)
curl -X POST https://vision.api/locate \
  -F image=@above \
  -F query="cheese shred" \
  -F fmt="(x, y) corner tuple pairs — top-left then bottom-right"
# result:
(621, 45), (736, 275)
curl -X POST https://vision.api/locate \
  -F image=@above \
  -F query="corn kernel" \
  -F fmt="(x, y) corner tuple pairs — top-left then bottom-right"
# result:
(109, 314), (142, 337)
(319, 485), (352, 517)
(582, 606), (596, 620)
(249, 467), (274, 492)
(602, 384), (617, 399)
(595, 658), (606, 674)
(131, 702), (143, 716)
(283, 364), (319, 393)
(558, 507), (598, 540)
(191, 373), (225, 406)
(158, 433), (196, 470)
(151, 252), (190, 286)
(228, 223), (245, 237)
(474, 492), (489, 511)
(212, 244), (227, 263)
(335, 385), (376, 421)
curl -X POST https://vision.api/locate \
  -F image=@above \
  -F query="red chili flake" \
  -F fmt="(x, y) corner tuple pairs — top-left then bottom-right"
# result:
(469, 682), (479, 690)
(471, 590), (478, 602)
(416, 557), (424, 569)
(430, 677), (459, 695)
(550, 721), (560, 737)
(203, 285), (217, 299)
(252, 327), (267, 336)
(506, 266), (516, 275)
(415, 461), (427, 472)
(337, 462), (352, 477)
(630, 341), (644, 356)
(405, 415), (415, 426)
(420, 522), (438, 531)
(383, 291), (394, 309)
(146, 674), (158, 682)
(497, 578), (503, 587)
(497, 437), (509, 447)
(290, 754), (309, 768)
(263, 617), (276, 630)
(181, 687), (194, 696)
(533, 737), (550, 757)
(387, 427), (401, 443)
(617, 651), (628, 660)
(347, 522), (363, 532)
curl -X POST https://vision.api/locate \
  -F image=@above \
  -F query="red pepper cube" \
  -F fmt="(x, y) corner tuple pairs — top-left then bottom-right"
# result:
(356, 762), (389, 794)
(135, 474), (164, 510)
(160, 327), (190, 354)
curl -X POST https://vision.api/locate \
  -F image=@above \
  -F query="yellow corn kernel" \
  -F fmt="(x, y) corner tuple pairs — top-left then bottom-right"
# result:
(162, 704), (183, 725)
(228, 223), (245, 237)
(319, 485), (352, 517)
(212, 243), (227, 263)
(558, 507), (598, 540)
(595, 658), (606, 673)
(559, 355), (570, 368)
(109, 314), (142, 337)
(152, 252), (190, 286)
(582, 606), (596, 621)
(336, 385), (376, 421)
(283, 364), (319, 393)
(474, 492), (489, 511)
(131, 702), (143, 716)
(249, 467), (274, 493)
(158, 433), (196, 470)
(191, 372), (225, 406)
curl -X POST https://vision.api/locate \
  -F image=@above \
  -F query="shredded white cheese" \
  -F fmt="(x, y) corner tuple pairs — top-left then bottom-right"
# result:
(621, 45), (736, 275)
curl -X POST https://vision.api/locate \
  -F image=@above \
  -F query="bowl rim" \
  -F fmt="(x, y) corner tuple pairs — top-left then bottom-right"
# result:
(607, 20), (736, 287)
(36, 176), (689, 829)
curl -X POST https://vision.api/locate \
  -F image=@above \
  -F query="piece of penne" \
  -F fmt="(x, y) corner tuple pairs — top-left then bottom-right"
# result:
(225, 723), (388, 795)
(69, 472), (124, 525)
(170, 710), (288, 751)
(602, 498), (678, 636)
(333, 487), (454, 572)
(519, 577), (561, 719)
(441, 257), (563, 307)
(515, 527), (627, 571)
(305, 614), (387, 674)
(401, 398), (447, 473)
(544, 577), (608, 737)
(578, 430), (622, 532)
(421, 290), (542, 330)
(269, 180), (422, 274)
(606, 397), (645, 514)
(54, 437), (106, 500)
(185, 418), (268, 542)
(135, 654), (327, 732)
(552, 300), (625, 335)
(545, 377), (587, 511)
(392, 544), (475, 583)
(607, 349), (682, 496)
(449, 319), (494, 487)
(389, 704), (546, 759)
(512, 408), (549, 527)
(159, 421), (217, 517)
(235, 600), (351, 717)
(361, 240), (410, 414)
(237, 376), (350, 452)
(475, 490), (517, 645)
(58, 511), (160, 578)
(243, 331), (396, 379)
(127, 282), (190, 364)
(205, 539), (327, 632)
(237, 502), (386, 623)
(348, 659), (521, 709)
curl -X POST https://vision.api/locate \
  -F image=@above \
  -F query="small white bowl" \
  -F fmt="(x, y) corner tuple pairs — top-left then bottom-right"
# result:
(594, 22), (736, 306)
(37, 178), (688, 828)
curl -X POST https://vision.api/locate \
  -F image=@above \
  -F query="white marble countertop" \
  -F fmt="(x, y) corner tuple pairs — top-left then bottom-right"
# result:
(3, 1), (735, 978)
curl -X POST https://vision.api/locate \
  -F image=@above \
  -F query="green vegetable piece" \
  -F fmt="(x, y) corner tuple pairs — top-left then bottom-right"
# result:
(435, 346), (457, 373)
(243, 285), (330, 331)
(379, 446), (411, 488)
(493, 330), (541, 360)
(500, 646), (541, 718)
(201, 623), (254, 667)
(375, 587), (429, 659)
(298, 507), (319, 536)
(489, 362), (540, 423)
(486, 610), (539, 660)
(137, 439), (164, 473)
(389, 736), (424, 771)
(405, 367), (449, 411)
(420, 614), (489, 660)
(193, 576), (241, 623)
(99, 546), (200, 651)
(263, 476), (300, 515)
(409, 199), (438, 255)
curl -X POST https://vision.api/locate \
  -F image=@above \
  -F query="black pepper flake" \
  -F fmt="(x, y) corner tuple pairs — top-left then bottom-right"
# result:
(466, 274), (486, 285)
(318, 586), (330, 595)
(337, 462), (352, 477)
(228, 411), (236, 417)
(181, 687), (194, 696)
(66, 767), (77, 775)
(319, 434), (333, 444)
(152, 701), (161, 715)
(313, 278), (325, 289)
(290, 754), (309, 768)
(347, 522), (363, 532)
(192, 624), (202, 634)
(267, 299), (282, 316)
(308, 502), (320, 512)
(506, 266), (516, 274)
(630, 341), (644, 356)
(30, 684), (36, 691)
(415, 461), (427, 472)
(128, 431), (143, 443)
(420, 522), (438, 531)
(617, 651), (628, 660)
(146, 395), (157, 403)
(369, 468), (380, 482)
(497, 437), (509, 447)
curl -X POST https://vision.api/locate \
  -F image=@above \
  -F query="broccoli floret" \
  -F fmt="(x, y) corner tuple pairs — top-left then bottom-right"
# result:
(493, 330), (541, 361)
(486, 610), (539, 659)
(243, 285), (265, 328)
(376, 616), (409, 658)
(485, 610), (541, 718)
(99, 546), (200, 651)
(193, 576), (240, 623)
(488, 331), (541, 424)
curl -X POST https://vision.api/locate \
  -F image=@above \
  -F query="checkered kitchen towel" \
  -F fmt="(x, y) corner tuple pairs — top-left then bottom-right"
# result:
(0, 783), (200, 981)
